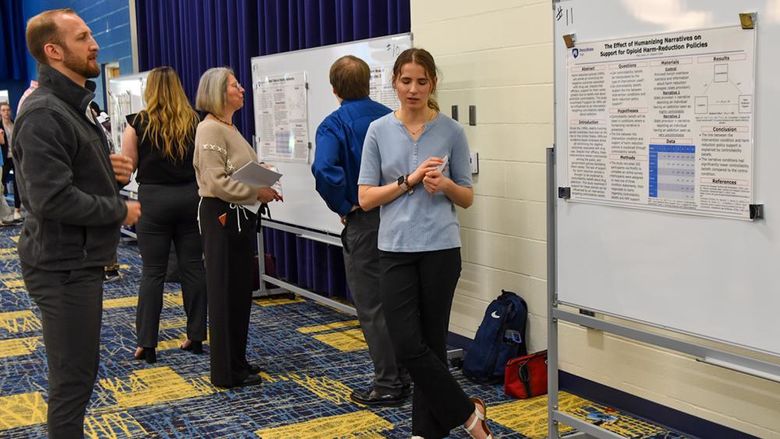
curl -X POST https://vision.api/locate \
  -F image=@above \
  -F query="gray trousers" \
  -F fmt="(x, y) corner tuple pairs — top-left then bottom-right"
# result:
(342, 208), (406, 393)
(22, 263), (104, 439)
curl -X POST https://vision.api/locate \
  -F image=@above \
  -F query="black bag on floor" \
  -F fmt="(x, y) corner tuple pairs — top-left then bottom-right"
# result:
(463, 290), (528, 384)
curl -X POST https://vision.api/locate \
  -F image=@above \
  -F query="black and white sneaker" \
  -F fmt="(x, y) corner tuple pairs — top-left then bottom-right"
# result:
(0, 213), (21, 226)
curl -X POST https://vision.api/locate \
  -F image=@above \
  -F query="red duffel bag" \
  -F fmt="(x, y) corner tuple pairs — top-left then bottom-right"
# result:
(504, 350), (548, 399)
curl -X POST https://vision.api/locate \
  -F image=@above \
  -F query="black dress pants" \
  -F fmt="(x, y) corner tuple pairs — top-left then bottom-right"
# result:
(136, 183), (206, 348)
(199, 197), (256, 387)
(379, 248), (473, 439)
(21, 263), (104, 439)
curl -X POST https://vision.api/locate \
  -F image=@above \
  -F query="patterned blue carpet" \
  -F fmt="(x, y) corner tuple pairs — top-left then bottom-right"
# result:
(0, 223), (688, 438)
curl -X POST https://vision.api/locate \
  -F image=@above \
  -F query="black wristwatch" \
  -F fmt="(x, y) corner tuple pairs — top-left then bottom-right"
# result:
(397, 175), (411, 193)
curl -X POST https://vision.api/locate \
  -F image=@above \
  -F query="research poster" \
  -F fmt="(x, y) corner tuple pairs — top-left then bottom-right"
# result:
(369, 65), (399, 109)
(254, 71), (310, 162)
(565, 26), (755, 219)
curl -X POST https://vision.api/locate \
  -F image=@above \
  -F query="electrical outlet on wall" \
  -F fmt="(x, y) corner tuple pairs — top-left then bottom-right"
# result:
(469, 152), (479, 174)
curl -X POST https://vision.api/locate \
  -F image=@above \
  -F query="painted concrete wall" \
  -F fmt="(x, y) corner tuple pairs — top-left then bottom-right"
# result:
(410, 0), (780, 437)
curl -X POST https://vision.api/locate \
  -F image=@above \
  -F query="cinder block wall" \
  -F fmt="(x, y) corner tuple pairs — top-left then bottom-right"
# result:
(410, 1), (780, 436)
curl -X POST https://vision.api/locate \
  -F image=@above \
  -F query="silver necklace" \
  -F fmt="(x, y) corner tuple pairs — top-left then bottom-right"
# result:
(405, 123), (425, 136)
(402, 110), (434, 136)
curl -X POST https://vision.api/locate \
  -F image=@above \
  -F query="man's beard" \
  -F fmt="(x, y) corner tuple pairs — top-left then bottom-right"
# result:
(62, 47), (100, 79)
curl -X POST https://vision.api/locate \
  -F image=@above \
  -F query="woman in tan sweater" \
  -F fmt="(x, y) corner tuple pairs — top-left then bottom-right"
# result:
(193, 67), (280, 388)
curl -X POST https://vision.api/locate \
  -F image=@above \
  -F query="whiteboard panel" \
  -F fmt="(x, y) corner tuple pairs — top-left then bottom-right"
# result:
(554, 0), (780, 355)
(251, 34), (412, 235)
(108, 71), (150, 194)
(108, 72), (148, 153)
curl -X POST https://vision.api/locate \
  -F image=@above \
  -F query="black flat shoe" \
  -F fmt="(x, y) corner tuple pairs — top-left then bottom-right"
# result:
(134, 347), (156, 364)
(247, 364), (262, 375)
(233, 374), (263, 388)
(212, 373), (263, 389)
(181, 340), (203, 354)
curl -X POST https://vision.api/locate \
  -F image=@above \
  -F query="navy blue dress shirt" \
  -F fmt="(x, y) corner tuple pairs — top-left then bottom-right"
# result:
(312, 97), (392, 217)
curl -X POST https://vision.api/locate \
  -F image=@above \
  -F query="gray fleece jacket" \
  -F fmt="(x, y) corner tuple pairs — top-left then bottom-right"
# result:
(13, 64), (127, 270)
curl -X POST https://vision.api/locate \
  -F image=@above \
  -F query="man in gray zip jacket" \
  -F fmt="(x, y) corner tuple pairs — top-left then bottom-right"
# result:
(13, 9), (140, 438)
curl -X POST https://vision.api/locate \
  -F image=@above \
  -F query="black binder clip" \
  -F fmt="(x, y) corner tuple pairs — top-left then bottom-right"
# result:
(558, 187), (571, 199)
(749, 204), (764, 220)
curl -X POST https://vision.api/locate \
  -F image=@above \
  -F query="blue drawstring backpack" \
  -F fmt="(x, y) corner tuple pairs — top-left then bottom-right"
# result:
(463, 290), (528, 384)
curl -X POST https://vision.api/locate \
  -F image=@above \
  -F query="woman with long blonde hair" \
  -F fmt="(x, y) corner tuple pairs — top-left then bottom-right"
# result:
(121, 66), (207, 363)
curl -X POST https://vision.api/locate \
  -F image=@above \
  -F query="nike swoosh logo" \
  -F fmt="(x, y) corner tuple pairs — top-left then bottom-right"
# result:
(491, 311), (501, 319)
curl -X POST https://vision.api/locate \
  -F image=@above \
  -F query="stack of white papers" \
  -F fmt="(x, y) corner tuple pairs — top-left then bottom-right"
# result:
(231, 162), (284, 214)
(231, 161), (282, 188)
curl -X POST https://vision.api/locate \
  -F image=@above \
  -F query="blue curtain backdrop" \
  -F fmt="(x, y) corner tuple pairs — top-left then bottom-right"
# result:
(0, 0), (28, 81)
(135, 0), (409, 139)
(135, 0), (409, 299)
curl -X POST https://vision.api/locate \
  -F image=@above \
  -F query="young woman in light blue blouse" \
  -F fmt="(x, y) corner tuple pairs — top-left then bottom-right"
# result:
(358, 48), (492, 439)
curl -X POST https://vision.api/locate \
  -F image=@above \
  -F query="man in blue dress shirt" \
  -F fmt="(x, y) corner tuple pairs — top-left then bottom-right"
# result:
(312, 55), (409, 406)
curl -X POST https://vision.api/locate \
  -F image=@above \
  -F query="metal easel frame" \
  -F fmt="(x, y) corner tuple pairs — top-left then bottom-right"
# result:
(545, 147), (780, 438)
(254, 219), (356, 316)
(547, 6), (780, 436)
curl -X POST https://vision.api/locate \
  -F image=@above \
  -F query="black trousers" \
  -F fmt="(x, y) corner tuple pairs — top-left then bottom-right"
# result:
(342, 208), (406, 393)
(21, 263), (104, 439)
(136, 183), (206, 348)
(199, 197), (256, 387)
(379, 248), (473, 438)
(3, 157), (20, 209)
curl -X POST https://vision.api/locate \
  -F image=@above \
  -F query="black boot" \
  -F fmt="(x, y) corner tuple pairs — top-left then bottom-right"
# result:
(181, 340), (203, 354)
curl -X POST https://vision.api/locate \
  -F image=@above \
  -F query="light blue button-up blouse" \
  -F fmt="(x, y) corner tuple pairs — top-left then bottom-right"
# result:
(358, 112), (472, 252)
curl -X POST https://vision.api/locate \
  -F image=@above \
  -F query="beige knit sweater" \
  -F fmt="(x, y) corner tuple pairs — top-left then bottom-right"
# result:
(193, 119), (258, 205)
